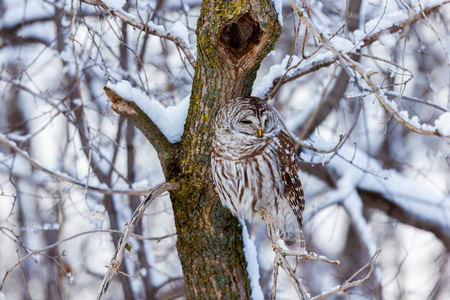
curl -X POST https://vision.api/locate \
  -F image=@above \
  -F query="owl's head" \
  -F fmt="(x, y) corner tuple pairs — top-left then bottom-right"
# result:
(215, 97), (278, 139)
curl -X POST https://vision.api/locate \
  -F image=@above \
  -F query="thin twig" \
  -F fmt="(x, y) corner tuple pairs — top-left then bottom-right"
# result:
(0, 191), (178, 292)
(298, 12), (450, 137)
(17, 250), (32, 300)
(296, 134), (345, 155)
(261, 210), (310, 300)
(310, 250), (382, 300)
(0, 134), (157, 196)
(271, 257), (279, 300)
(261, 209), (340, 300)
(264, 1), (450, 97)
(274, 250), (309, 300)
(81, 0), (195, 68)
(96, 182), (180, 300)
(360, 89), (449, 113)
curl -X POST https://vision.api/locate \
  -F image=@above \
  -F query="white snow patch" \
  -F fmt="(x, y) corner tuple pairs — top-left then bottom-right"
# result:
(365, 11), (408, 33)
(107, 80), (190, 143)
(102, 0), (126, 10)
(67, 272), (74, 284)
(303, 133), (342, 153)
(241, 222), (264, 300)
(271, 0), (283, 26)
(254, 51), (335, 97)
(410, 115), (422, 129)
(395, 106), (450, 136)
(378, 32), (398, 47)
(346, 91), (372, 99)
(433, 112), (450, 136)
(90, 217), (104, 230)
(132, 179), (151, 189)
(399, 110), (409, 120)
(21, 223), (60, 233)
(169, 21), (190, 47)
(330, 37), (354, 52)
(87, 199), (106, 213)
(0, 291), (6, 300)
(328, 145), (450, 232)
(253, 55), (301, 97)
(148, 20), (166, 32)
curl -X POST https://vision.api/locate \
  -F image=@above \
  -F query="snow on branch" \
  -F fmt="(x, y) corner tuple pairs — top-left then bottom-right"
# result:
(96, 182), (180, 300)
(259, 208), (382, 300)
(257, 1), (450, 107)
(328, 144), (450, 243)
(81, 0), (195, 68)
(0, 134), (155, 196)
(297, 11), (450, 137)
(106, 81), (190, 144)
(340, 192), (383, 291)
(360, 0), (450, 48)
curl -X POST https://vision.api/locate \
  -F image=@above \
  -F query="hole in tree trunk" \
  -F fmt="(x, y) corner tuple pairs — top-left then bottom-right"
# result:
(219, 13), (262, 62)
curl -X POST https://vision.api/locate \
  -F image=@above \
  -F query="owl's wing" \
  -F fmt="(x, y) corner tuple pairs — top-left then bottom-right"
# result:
(271, 105), (303, 145)
(275, 130), (305, 228)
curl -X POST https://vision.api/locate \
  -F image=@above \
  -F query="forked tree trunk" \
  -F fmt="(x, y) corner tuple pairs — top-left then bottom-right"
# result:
(108, 0), (281, 297)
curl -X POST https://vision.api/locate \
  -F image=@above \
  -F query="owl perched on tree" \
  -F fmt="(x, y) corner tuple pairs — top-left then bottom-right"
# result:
(211, 97), (305, 251)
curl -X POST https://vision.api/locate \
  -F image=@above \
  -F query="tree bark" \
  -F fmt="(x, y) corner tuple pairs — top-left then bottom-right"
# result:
(168, 0), (281, 298)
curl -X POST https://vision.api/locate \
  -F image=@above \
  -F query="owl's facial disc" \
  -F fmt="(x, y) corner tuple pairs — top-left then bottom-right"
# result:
(234, 110), (274, 138)
(260, 113), (274, 135)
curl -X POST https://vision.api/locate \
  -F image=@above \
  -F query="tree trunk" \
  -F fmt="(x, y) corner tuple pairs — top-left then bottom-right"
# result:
(107, 0), (281, 297)
(166, 0), (281, 298)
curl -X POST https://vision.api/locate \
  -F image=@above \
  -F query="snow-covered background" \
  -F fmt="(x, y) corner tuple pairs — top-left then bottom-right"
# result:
(0, 0), (449, 299)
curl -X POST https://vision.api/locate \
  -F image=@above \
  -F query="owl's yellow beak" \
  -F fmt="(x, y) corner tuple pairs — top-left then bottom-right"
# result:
(258, 128), (263, 138)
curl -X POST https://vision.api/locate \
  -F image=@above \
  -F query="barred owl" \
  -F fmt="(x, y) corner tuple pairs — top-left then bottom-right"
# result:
(211, 97), (305, 251)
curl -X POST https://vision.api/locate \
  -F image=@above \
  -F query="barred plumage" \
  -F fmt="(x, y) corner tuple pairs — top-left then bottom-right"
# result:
(211, 97), (305, 250)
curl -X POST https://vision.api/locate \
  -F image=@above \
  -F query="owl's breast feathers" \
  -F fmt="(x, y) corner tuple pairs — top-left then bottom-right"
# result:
(212, 131), (274, 161)
(212, 129), (304, 225)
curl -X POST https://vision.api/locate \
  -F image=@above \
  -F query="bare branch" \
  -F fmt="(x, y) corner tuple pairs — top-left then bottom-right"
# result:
(260, 210), (339, 299)
(274, 251), (309, 300)
(81, 0), (195, 68)
(296, 134), (345, 154)
(263, 1), (450, 98)
(310, 250), (381, 300)
(262, 211), (309, 299)
(361, 1), (450, 48)
(360, 190), (450, 250)
(96, 182), (181, 300)
(298, 12), (450, 137)
(0, 134), (158, 196)
(0, 227), (176, 291)
(104, 86), (174, 163)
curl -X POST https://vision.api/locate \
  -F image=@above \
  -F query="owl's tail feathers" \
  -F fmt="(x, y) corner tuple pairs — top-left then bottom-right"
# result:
(299, 228), (306, 253)
(282, 227), (306, 255)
